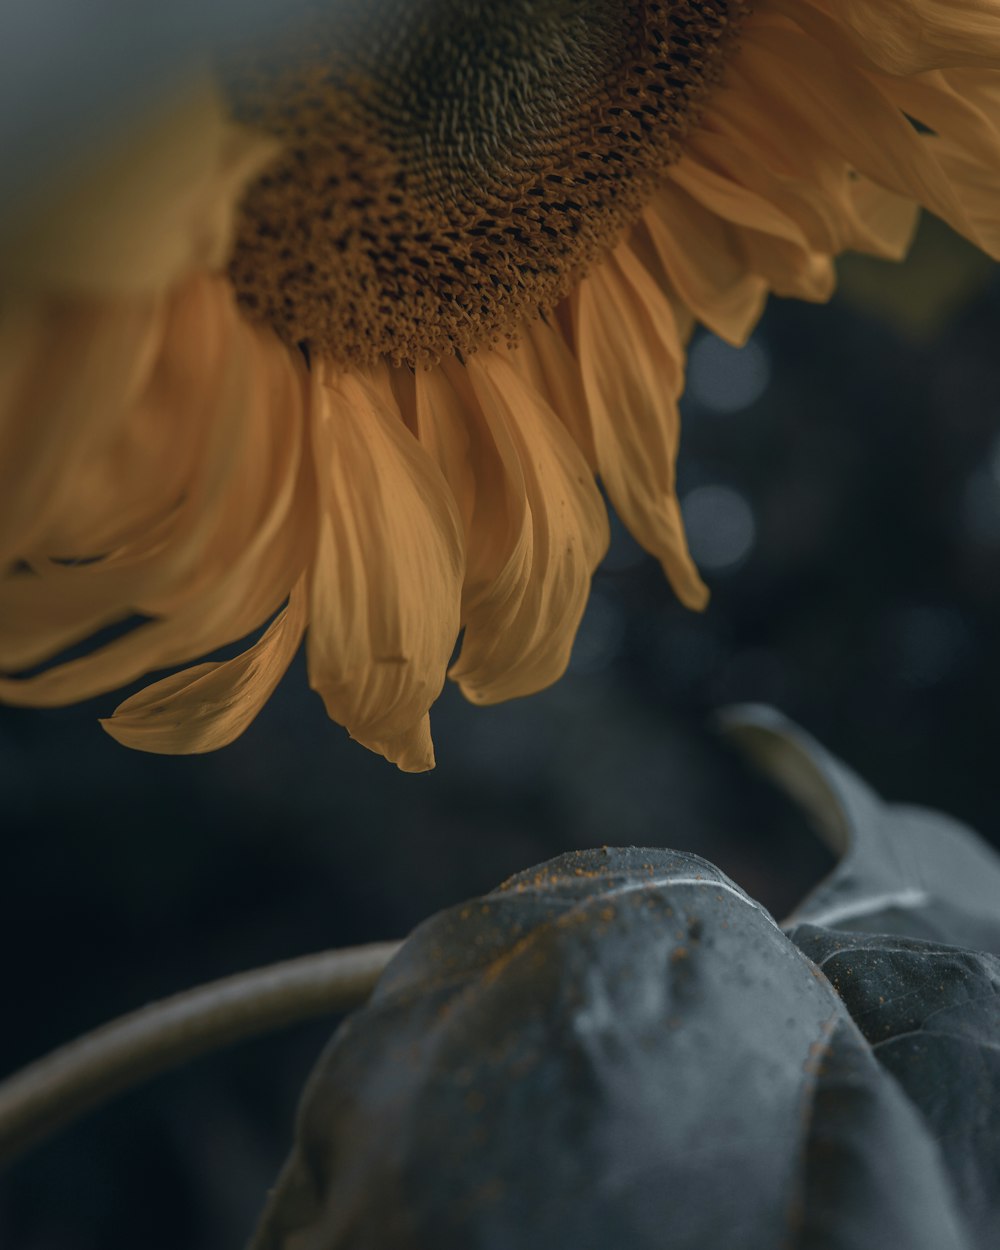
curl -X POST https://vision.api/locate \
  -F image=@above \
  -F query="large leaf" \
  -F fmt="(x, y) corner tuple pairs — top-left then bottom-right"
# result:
(789, 927), (1000, 1249)
(722, 705), (1000, 1249)
(250, 846), (970, 1250)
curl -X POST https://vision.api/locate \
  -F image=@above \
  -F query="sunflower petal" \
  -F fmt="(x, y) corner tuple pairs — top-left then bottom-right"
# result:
(306, 365), (463, 773)
(641, 185), (769, 346)
(735, 20), (983, 252)
(574, 241), (708, 610)
(440, 350), (608, 705)
(412, 364), (477, 540)
(805, 0), (1000, 75)
(667, 155), (837, 303)
(518, 317), (599, 468)
(877, 67), (1000, 258)
(101, 580), (307, 753)
(0, 277), (311, 704)
(688, 20), (922, 264)
(0, 294), (166, 563)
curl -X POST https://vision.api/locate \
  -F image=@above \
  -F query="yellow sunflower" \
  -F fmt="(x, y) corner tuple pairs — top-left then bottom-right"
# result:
(2, 0), (999, 771)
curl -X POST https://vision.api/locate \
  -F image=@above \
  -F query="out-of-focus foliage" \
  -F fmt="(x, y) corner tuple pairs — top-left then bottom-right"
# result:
(251, 711), (1000, 1250)
(838, 217), (996, 342)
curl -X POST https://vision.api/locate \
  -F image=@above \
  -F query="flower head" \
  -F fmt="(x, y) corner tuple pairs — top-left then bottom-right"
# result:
(2, 1), (1000, 770)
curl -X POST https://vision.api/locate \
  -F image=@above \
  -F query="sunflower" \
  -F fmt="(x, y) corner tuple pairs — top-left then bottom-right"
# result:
(2, 0), (999, 772)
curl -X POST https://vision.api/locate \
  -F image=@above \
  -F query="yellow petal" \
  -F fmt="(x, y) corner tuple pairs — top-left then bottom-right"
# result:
(574, 241), (708, 610)
(0, 277), (312, 703)
(735, 20), (981, 252)
(1, 77), (277, 295)
(412, 364), (477, 541)
(689, 36), (920, 264)
(805, 0), (1000, 75)
(760, 0), (1000, 257)
(517, 317), (599, 469)
(0, 293), (166, 563)
(438, 349), (608, 705)
(878, 67), (1000, 258)
(101, 579), (307, 753)
(306, 364), (464, 773)
(641, 184), (769, 346)
(667, 155), (837, 303)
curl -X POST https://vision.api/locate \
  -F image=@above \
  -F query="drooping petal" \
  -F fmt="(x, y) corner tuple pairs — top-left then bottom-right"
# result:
(733, 16), (990, 255)
(518, 316), (599, 469)
(688, 26), (921, 262)
(101, 578), (308, 753)
(425, 349), (607, 705)
(755, 4), (1000, 263)
(0, 276), (312, 705)
(306, 363), (464, 773)
(0, 293), (167, 564)
(640, 183), (769, 346)
(410, 364), (477, 541)
(665, 155), (838, 304)
(573, 240), (708, 610)
(875, 67), (1000, 258)
(805, 0), (1000, 76)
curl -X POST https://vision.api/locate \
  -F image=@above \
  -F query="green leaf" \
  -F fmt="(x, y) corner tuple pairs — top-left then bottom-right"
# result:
(718, 704), (1000, 952)
(719, 705), (1000, 1249)
(250, 846), (970, 1250)
(789, 927), (1000, 1249)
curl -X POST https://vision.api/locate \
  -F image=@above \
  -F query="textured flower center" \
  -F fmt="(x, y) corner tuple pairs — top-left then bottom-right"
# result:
(225, 0), (748, 367)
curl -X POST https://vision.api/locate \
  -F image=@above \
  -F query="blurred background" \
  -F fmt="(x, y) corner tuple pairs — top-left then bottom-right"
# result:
(4, 14), (1000, 1245)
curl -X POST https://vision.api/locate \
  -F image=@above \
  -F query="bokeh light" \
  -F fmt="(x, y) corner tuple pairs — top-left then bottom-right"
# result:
(681, 485), (757, 572)
(686, 334), (771, 414)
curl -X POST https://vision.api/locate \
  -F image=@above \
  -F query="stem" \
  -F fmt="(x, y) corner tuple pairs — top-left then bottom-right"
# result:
(0, 940), (402, 1167)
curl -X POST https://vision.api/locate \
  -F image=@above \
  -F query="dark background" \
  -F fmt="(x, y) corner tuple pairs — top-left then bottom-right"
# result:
(3, 216), (1000, 1248)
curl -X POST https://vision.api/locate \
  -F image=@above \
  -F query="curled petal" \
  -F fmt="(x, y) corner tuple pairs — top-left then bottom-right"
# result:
(101, 579), (308, 754)
(516, 317), (598, 469)
(641, 184), (769, 346)
(667, 156), (838, 303)
(0, 294), (166, 563)
(877, 67), (1000, 258)
(307, 365), (464, 773)
(411, 364), (477, 541)
(574, 241), (708, 609)
(688, 48), (919, 264)
(0, 277), (312, 706)
(734, 19), (985, 254)
(434, 350), (608, 705)
(804, 0), (1000, 75)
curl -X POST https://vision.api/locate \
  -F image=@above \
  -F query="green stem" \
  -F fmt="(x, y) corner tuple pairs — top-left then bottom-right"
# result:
(0, 940), (401, 1167)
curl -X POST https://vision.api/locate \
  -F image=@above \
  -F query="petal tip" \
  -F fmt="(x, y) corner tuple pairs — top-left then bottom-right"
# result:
(351, 714), (437, 773)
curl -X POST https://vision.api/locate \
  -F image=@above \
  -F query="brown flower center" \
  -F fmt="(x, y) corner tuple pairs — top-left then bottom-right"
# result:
(224, 0), (748, 367)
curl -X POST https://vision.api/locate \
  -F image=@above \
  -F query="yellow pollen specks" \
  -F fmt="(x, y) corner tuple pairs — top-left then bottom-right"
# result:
(224, 0), (748, 367)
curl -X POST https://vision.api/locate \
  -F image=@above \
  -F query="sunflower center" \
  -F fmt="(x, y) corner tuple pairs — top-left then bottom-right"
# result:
(224, 1), (748, 367)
